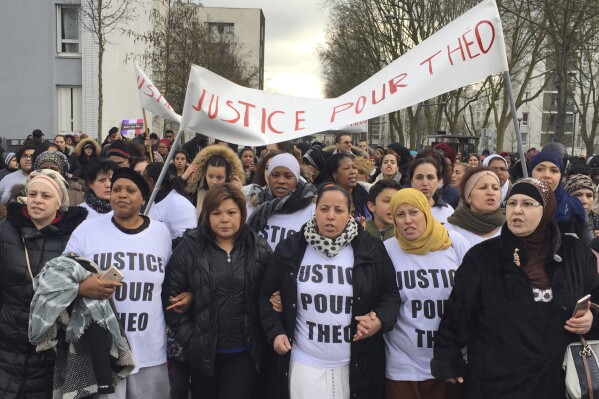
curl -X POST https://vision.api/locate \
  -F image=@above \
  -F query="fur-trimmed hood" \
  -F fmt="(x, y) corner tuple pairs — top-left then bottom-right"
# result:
(323, 145), (370, 159)
(74, 138), (101, 157)
(186, 145), (245, 193)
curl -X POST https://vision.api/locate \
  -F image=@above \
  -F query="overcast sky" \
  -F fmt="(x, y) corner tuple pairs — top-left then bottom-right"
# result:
(200, 0), (328, 98)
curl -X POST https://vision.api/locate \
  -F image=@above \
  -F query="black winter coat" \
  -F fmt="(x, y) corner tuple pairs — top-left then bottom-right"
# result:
(431, 222), (599, 399)
(162, 225), (272, 377)
(259, 225), (400, 399)
(0, 203), (87, 398)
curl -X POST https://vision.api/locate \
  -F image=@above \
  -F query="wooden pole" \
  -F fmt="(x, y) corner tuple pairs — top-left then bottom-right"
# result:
(142, 108), (154, 162)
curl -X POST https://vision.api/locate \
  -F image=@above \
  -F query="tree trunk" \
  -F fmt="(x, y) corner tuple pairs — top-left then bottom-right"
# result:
(98, 43), (104, 142)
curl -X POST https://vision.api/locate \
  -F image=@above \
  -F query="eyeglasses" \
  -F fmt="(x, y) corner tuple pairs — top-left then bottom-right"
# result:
(21, 154), (33, 159)
(503, 199), (542, 209)
(342, 141), (352, 145)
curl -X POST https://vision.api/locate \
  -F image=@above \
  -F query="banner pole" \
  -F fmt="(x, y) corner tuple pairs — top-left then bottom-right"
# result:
(503, 71), (528, 178)
(143, 127), (184, 215)
(141, 108), (154, 163)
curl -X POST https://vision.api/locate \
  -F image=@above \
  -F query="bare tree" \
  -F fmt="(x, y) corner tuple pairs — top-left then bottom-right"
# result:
(79, 0), (137, 141)
(127, 0), (258, 130)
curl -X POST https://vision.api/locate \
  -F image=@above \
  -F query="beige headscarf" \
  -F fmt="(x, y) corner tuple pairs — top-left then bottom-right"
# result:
(21, 169), (70, 211)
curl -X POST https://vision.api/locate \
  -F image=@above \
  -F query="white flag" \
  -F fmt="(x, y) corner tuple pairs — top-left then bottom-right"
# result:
(180, 0), (508, 146)
(135, 63), (182, 124)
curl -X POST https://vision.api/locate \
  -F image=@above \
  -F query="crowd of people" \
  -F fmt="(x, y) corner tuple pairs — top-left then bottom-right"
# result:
(1, 127), (599, 399)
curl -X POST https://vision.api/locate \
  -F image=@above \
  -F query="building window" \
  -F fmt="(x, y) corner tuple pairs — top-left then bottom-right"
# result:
(207, 22), (235, 39)
(57, 86), (82, 132)
(522, 112), (529, 126)
(522, 133), (528, 144)
(57, 5), (79, 54)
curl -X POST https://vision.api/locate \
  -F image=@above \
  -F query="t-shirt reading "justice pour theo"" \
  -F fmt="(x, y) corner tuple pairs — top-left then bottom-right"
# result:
(64, 216), (172, 374)
(291, 244), (354, 369)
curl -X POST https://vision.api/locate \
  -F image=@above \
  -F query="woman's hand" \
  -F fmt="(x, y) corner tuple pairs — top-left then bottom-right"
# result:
(166, 291), (193, 313)
(231, 175), (243, 190)
(270, 291), (282, 313)
(274, 334), (292, 355)
(447, 377), (464, 384)
(353, 311), (382, 341)
(78, 274), (121, 300)
(181, 164), (199, 181)
(565, 301), (594, 335)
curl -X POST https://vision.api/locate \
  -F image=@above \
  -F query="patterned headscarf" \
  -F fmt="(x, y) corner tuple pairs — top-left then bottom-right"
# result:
(390, 188), (451, 254)
(564, 174), (596, 196)
(25, 169), (70, 211)
(34, 151), (70, 177)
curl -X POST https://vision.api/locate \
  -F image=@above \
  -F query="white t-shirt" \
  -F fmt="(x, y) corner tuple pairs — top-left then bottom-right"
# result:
(431, 204), (454, 224)
(78, 202), (113, 220)
(291, 245), (354, 369)
(148, 190), (197, 239)
(383, 230), (468, 381)
(258, 203), (315, 251)
(64, 216), (172, 374)
(445, 223), (501, 248)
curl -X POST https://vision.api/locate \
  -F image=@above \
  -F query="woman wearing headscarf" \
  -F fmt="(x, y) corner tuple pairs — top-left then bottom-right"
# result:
(445, 167), (505, 247)
(260, 184), (400, 399)
(302, 146), (327, 182)
(186, 145), (245, 218)
(431, 178), (599, 399)
(80, 158), (118, 219)
(0, 169), (88, 397)
(384, 188), (469, 399)
(72, 137), (101, 178)
(33, 150), (86, 206)
(246, 153), (317, 251)
(163, 183), (272, 399)
(564, 173), (599, 237)
(529, 151), (594, 245)
(65, 167), (173, 398)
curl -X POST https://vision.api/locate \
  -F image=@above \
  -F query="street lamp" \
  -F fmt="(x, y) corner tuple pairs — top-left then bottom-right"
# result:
(572, 110), (578, 156)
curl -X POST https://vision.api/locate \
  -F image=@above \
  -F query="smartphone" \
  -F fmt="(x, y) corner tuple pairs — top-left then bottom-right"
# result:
(99, 266), (125, 283)
(572, 294), (592, 318)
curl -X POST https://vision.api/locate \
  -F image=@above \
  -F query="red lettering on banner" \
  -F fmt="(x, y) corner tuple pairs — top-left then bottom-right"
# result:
(420, 51), (442, 76)
(462, 29), (480, 59)
(268, 111), (285, 134)
(222, 100), (241, 124)
(207, 95), (219, 119)
(238, 101), (257, 127)
(420, 20), (496, 75)
(475, 20), (495, 54)
(144, 84), (155, 99)
(330, 103), (354, 123)
(192, 89), (207, 111)
(330, 73), (408, 123)
(447, 38), (465, 65)
(355, 96), (367, 114)
(372, 86), (386, 104)
(137, 77), (145, 90)
(388, 74), (408, 94)
(295, 111), (306, 131)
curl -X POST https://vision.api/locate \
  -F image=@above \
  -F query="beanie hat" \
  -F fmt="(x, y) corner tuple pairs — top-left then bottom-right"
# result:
(33, 151), (70, 177)
(106, 141), (131, 160)
(3, 152), (15, 166)
(111, 167), (150, 201)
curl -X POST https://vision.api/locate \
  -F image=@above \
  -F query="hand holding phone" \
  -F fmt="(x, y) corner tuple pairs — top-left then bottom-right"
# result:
(572, 294), (592, 318)
(100, 266), (125, 283)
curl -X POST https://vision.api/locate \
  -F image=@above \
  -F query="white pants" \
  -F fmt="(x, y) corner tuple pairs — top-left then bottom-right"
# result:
(289, 360), (350, 399)
(95, 362), (170, 399)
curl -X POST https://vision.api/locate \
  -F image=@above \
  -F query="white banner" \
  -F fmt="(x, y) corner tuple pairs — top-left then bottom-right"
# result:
(180, 0), (508, 146)
(135, 63), (182, 124)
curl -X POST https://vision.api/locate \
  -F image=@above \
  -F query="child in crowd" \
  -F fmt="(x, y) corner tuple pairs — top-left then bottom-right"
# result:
(365, 179), (402, 240)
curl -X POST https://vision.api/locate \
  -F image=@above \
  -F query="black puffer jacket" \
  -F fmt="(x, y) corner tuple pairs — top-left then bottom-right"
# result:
(0, 202), (87, 398)
(162, 225), (272, 377)
(431, 222), (599, 399)
(259, 225), (400, 399)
